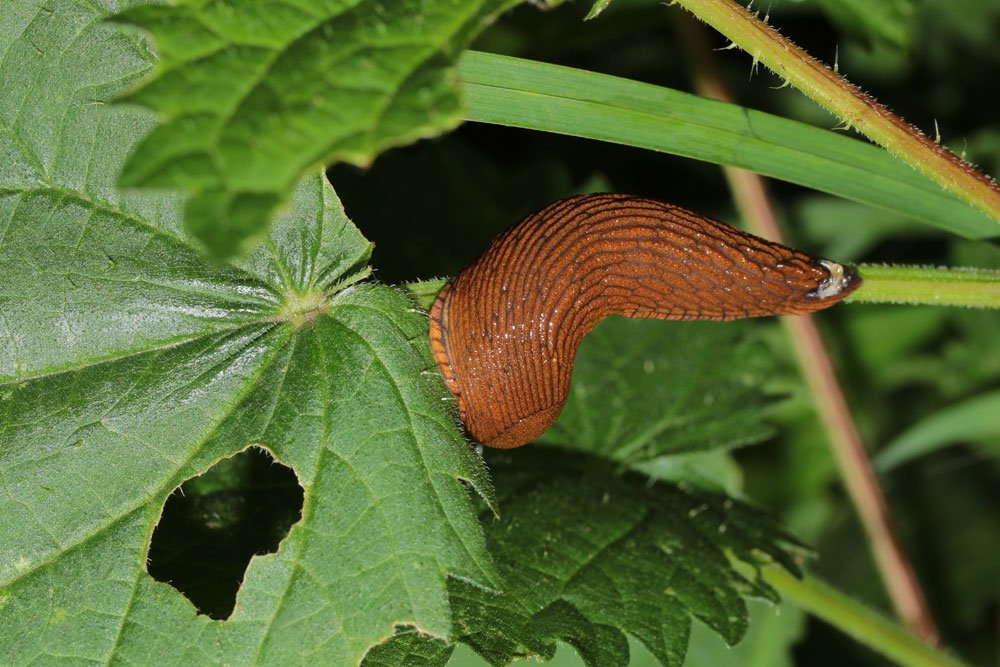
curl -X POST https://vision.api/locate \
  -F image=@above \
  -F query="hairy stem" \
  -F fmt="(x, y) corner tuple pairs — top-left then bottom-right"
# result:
(670, 0), (1000, 224)
(677, 18), (941, 642)
(851, 265), (1000, 308)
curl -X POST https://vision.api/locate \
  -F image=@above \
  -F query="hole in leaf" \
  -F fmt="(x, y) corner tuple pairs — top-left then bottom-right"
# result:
(147, 446), (304, 620)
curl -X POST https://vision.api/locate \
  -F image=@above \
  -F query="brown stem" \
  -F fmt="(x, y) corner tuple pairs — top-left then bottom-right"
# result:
(677, 17), (941, 644)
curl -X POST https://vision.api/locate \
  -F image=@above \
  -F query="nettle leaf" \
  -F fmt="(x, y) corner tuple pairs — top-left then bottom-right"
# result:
(0, 2), (495, 662)
(0, 173), (498, 663)
(449, 448), (804, 667)
(362, 626), (455, 667)
(684, 599), (805, 667)
(543, 318), (777, 464)
(114, 0), (524, 256)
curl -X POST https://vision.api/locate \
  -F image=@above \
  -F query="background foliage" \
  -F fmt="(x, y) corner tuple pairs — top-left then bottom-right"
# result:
(347, 1), (999, 663)
(1, 0), (998, 665)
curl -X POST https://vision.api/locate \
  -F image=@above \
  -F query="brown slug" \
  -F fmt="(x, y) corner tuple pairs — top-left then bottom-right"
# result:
(429, 194), (860, 449)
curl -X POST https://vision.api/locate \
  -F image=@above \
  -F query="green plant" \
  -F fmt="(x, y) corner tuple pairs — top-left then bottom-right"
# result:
(1, 1), (997, 666)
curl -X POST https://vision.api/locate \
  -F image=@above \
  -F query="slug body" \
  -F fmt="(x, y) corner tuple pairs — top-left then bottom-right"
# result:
(430, 194), (860, 449)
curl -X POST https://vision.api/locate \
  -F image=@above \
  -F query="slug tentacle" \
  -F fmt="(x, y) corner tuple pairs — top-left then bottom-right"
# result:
(429, 193), (860, 449)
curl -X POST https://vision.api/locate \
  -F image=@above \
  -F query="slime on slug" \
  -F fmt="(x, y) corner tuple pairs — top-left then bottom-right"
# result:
(429, 194), (860, 449)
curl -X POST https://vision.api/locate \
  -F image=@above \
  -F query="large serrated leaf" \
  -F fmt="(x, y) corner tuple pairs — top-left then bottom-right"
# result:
(113, 0), (524, 256)
(0, 175), (498, 664)
(0, 2), (495, 662)
(448, 448), (804, 667)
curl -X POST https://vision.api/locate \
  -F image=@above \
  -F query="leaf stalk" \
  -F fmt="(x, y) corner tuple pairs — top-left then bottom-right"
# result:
(849, 265), (1000, 309)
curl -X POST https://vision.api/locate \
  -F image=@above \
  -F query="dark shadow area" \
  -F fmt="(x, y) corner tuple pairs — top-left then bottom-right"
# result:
(147, 446), (304, 620)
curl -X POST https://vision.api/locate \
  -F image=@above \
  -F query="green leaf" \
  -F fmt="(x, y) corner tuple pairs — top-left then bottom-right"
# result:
(585, 0), (614, 20)
(1, 3), (495, 661)
(875, 390), (1000, 471)
(362, 627), (455, 667)
(459, 51), (999, 240)
(542, 318), (776, 464)
(114, 0), (524, 256)
(449, 448), (805, 667)
(0, 173), (497, 664)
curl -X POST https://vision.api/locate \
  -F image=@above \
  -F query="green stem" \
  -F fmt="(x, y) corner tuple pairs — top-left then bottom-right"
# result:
(850, 265), (1000, 308)
(762, 567), (968, 667)
(670, 0), (1000, 224)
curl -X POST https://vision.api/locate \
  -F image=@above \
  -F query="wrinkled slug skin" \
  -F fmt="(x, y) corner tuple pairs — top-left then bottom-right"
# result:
(429, 194), (860, 449)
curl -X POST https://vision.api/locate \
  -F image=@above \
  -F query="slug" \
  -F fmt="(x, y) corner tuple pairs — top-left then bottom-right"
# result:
(429, 193), (860, 449)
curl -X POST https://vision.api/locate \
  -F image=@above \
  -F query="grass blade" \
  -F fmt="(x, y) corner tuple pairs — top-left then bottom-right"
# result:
(460, 51), (997, 240)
